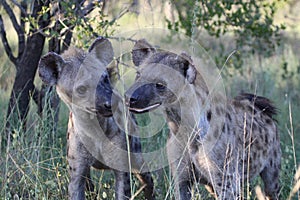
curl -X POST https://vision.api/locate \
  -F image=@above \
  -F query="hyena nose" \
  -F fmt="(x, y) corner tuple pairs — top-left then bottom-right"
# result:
(125, 93), (137, 106)
(129, 97), (138, 104)
(104, 101), (111, 109)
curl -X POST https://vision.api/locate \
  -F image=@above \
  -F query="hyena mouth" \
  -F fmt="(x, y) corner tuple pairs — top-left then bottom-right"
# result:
(95, 108), (113, 117)
(84, 107), (97, 115)
(97, 110), (113, 117)
(128, 103), (161, 113)
(86, 107), (113, 117)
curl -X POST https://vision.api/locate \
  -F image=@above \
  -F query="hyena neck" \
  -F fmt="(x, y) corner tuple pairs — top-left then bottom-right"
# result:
(165, 79), (225, 137)
(164, 106), (181, 133)
(71, 107), (114, 138)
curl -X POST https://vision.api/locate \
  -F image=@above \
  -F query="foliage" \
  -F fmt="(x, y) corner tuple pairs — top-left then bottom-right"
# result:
(0, 0), (126, 135)
(22, 0), (116, 50)
(167, 0), (286, 65)
(39, 0), (117, 49)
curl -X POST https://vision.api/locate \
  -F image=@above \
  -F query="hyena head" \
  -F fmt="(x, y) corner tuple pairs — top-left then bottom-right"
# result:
(125, 39), (197, 113)
(38, 37), (116, 117)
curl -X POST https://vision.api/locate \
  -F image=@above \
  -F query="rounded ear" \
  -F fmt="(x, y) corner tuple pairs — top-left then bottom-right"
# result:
(132, 39), (156, 66)
(38, 52), (65, 85)
(180, 52), (197, 84)
(88, 36), (114, 66)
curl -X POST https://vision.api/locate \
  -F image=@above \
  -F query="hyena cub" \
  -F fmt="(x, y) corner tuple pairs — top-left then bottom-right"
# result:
(125, 39), (281, 200)
(38, 37), (155, 200)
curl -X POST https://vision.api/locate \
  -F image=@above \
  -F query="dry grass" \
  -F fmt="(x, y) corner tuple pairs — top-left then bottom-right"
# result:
(0, 33), (300, 199)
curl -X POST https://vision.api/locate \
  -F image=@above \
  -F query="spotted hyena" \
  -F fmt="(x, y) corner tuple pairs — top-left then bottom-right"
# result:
(38, 37), (155, 200)
(125, 39), (281, 200)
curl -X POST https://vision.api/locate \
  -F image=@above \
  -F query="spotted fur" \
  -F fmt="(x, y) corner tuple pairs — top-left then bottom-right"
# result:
(125, 39), (281, 200)
(39, 37), (155, 200)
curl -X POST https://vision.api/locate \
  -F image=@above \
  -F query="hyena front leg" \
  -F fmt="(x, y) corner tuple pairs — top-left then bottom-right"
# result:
(260, 156), (281, 200)
(67, 113), (94, 200)
(114, 170), (131, 200)
(171, 165), (193, 200)
(167, 137), (193, 200)
(68, 155), (91, 200)
(135, 172), (155, 200)
(130, 137), (155, 199)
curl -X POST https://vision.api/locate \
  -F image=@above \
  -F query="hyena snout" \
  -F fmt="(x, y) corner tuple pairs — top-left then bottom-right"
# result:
(95, 72), (116, 117)
(125, 83), (162, 114)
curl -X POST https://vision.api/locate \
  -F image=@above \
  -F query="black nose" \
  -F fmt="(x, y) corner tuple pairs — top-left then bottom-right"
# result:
(104, 101), (111, 109)
(129, 97), (138, 104)
(125, 93), (138, 106)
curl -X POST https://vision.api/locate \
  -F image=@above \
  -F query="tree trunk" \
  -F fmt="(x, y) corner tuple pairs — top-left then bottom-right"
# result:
(6, 33), (45, 134)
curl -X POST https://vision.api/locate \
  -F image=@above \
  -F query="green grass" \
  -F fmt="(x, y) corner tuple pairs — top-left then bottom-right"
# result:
(1, 38), (300, 199)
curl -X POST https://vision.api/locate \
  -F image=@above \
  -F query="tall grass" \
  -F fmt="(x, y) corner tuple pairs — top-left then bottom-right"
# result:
(1, 38), (300, 199)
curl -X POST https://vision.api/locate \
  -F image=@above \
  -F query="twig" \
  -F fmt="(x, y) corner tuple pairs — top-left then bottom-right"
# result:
(107, 36), (138, 43)
(18, 0), (27, 58)
(129, 183), (146, 200)
(81, 0), (103, 16)
(108, 7), (129, 25)
(116, 58), (133, 68)
(255, 186), (266, 200)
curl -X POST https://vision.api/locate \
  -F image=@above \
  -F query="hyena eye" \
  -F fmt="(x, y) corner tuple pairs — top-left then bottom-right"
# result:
(76, 85), (87, 95)
(156, 82), (166, 90)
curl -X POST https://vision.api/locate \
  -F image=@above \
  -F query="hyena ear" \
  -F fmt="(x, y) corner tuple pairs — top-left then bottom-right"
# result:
(88, 36), (114, 66)
(132, 39), (156, 66)
(180, 52), (197, 84)
(38, 52), (65, 85)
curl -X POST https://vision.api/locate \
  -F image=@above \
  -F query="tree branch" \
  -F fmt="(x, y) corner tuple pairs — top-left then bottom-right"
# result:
(107, 36), (137, 43)
(71, 0), (100, 38)
(81, 0), (103, 16)
(62, 30), (73, 52)
(0, 14), (17, 64)
(18, 0), (27, 58)
(1, 0), (25, 39)
(11, 0), (28, 18)
(34, 0), (51, 28)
